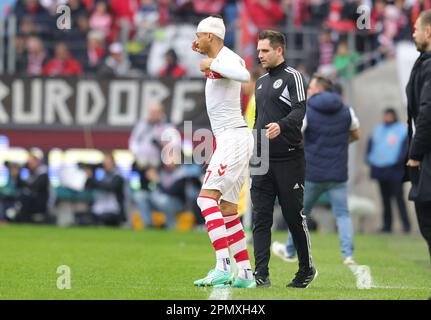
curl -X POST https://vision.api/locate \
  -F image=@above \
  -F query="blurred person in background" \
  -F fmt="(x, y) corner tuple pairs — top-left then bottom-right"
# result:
(129, 102), (180, 228)
(367, 108), (410, 233)
(158, 48), (187, 78)
(271, 74), (360, 266)
(333, 40), (359, 80)
(0, 162), (22, 224)
(25, 35), (48, 76)
(90, 0), (113, 41)
(317, 28), (336, 77)
(134, 0), (159, 47)
(84, 152), (126, 227)
(13, 150), (50, 223)
(134, 152), (202, 229)
(406, 9), (431, 261)
(98, 42), (134, 77)
(42, 42), (83, 76)
(13, 0), (53, 34)
(84, 30), (106, 73)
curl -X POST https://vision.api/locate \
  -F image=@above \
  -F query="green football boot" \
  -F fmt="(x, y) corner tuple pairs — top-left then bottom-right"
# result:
(213, 277), (257, 288)
(193, 269), (234, 287)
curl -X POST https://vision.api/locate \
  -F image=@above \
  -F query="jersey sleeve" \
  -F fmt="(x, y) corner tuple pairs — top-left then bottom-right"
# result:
(277, 70), (307, 133)
(210, 54), (250, 83)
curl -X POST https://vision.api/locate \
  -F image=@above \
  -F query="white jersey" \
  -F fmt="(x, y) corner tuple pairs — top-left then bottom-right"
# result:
(204, 46), (250, 137)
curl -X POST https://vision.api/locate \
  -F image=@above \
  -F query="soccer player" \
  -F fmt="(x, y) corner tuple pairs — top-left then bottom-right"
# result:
(191, 16), (256, 288)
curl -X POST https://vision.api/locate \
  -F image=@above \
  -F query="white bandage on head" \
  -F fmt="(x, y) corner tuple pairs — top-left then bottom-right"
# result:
(197, 16), (225, 40)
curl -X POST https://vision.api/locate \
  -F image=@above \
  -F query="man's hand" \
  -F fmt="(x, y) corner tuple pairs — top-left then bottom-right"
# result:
(200, 58), (213, 72)
(406, 159), (421, 167)
(265, 123), (281, 139)
(192, 40), (202, 54)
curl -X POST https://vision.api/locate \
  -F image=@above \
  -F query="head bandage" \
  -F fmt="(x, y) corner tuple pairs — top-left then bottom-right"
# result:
(197, 16), (225, 40)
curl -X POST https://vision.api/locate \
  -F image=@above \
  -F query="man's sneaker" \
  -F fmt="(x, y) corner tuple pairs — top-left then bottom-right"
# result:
(255, 276), (271, 288)
(271, 241), (297, 263)
(193, 269), (234, 287)
(287, 267), (318, 288)
(343, 256), (356, 265)
(214, 278), (256, 288)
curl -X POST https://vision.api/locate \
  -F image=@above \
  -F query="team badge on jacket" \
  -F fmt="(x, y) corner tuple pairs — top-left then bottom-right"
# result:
(273, 79), (283, 89)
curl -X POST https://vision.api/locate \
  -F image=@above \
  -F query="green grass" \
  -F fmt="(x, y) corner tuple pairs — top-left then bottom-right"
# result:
(0, 225), (430, 300)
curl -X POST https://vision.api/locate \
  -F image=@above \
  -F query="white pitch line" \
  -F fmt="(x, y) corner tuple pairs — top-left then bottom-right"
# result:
(208, 288), (232, 300)
(347, 264), (431, 291)
(371, 285), (431, 290)
(347, 264), (373, 289)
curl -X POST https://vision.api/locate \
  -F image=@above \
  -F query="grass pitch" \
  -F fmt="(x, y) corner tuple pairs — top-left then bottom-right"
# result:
(0, 225), (430, 300)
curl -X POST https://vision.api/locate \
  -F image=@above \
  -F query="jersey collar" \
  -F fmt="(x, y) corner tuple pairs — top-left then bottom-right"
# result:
(268, 61), (287, 76)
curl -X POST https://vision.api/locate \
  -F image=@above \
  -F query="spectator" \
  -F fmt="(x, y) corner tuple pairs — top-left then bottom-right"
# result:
(333, 40), (360, 80)
(158, 48), (187, 78)
(98, 42), (133, 77)
(411, 0), (431, 29)
(13, 0), (53, 34)
(60, 13), (91, 62)
(0, 161), (21, 224)
(191, 0), (226, 16)
(84, 152), (127, 227)
(324, 0), (356, 32)
(68, 0), (88, 28)
(39, 0), (69, 15)
(317, 29), (336, 77)
(14, 150), (50, 223)
(90, 1), (112, 41)
(243, 0), (286, 29)
(15, 34), (28, 74)
(129, 102), (181, 228)
(394, 0), (413, 42)
(134, 0), (159, 46)
(136, 153), (202, 229)
(109, 0), (139, 41)
(379, 3), (402, 57)
(367, 108), (411, 233)
(42, 42), (83, 76)
(84, 30), (106, 73)
(25, 36), (48, 76)
(18, 16), (38, 36)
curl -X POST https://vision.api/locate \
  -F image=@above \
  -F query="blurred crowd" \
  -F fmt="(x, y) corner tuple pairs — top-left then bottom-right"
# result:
(0, 0), (426, 79)
(0, 102), (204, 229)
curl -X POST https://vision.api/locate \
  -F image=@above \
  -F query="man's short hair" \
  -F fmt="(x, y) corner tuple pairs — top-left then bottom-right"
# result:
(258, 30), (286, 55)
(312, 74), (333, 91)
(419, 9), (431, 27)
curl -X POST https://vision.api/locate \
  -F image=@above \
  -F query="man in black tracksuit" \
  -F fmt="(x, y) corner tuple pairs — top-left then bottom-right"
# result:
(252, 30), (317, 288)
(406, 10), (431, 261)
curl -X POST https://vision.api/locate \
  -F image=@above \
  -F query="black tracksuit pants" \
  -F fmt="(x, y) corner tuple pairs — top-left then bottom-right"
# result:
(251, 151), (313, 277)
(378, 180), (411, 232)
(415, 201), (431, 261)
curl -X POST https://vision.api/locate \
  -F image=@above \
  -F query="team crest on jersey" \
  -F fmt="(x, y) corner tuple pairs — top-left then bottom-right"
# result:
(273, 79), (283, 89)
(205, 71), (224, 79)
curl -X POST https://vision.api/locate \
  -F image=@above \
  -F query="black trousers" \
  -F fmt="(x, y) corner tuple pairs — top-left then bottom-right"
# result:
(378, 180), (411, 232)
(251, 152), (313, 277)
(415, 201), (431, 261)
